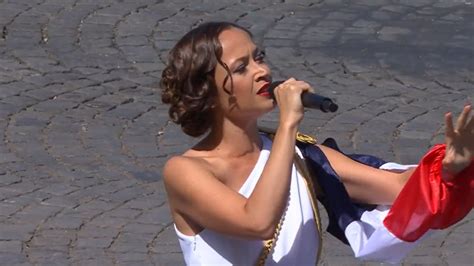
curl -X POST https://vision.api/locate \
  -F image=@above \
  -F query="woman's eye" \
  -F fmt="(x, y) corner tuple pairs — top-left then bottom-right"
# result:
(235, 64), (247, 74)
(255, 50), (266, 62)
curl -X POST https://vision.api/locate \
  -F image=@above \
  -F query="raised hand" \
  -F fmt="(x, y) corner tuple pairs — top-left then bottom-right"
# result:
(273, 78), (311, 128)
(442, 105), (474, 181)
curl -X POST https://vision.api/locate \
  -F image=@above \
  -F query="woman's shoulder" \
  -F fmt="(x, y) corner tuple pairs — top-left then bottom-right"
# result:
(164, 152), (209, 177)
(163, 147), (224, 186)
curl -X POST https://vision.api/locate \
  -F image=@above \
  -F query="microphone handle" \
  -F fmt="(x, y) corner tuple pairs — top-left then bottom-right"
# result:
(301, 93), (338, 113)
(269, 80), (338, 113)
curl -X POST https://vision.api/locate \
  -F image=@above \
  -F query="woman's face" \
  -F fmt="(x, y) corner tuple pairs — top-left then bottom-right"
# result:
(213, 27), (274, 120)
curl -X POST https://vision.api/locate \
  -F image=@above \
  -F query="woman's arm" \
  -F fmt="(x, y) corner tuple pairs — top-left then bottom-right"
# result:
(317, 145), (413, 205)
(322, 105), (473, 205)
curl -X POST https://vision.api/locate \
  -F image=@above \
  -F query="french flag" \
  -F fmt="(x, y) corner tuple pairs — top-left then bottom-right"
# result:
(297, 140), (474, 263)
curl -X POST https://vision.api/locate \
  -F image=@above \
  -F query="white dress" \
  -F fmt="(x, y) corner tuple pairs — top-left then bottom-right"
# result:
(174, 135), (320, 265)
(174, 135), (472, 264)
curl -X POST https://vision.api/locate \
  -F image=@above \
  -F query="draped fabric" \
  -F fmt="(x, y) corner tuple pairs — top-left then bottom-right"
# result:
(298, 139), (474, 263)
(384, 144), (474, 241)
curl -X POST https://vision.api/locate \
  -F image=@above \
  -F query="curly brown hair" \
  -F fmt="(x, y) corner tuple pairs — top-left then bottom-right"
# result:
(160, 22), (252, 137)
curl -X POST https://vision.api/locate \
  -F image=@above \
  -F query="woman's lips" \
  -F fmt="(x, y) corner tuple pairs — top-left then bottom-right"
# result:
(257, 83), (270, 97)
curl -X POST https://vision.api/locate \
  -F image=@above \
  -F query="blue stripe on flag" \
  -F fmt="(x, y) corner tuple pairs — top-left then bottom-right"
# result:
(297, 138), (387, 244)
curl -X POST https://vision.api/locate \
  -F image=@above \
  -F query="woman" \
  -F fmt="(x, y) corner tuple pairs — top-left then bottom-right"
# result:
(160, 21), (473, 265)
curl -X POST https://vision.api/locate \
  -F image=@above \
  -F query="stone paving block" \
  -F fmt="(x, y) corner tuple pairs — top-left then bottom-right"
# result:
(0, 253), (29, 265)
(150, 225), (181, 254)
(95, 155), (135, 171)
(27, 249), (70, 265)
(0, 153), (20, 164)
(42, 215), (84, 230)
(114, 252), (152, 264)
(70, 246), (109, 258)
(109, 240), (148, 253)
(74, 198), (117, 213)
(133, 62), (164, 73)
(77, 224), (119, 238)
(99, 185), (145, 203)
(58, 156), (102, 169)
(105, 102), (152, 120)
(123, 75), (157, 88)
(39, 183), (78, 196)
(32, 98), (78, 113)
(128, 169), (162, 182)
(22, 88), (62, 101)
(135, 204), (172, 225)
(13, 203), (62, 223)
(73, 257), (115, 266)
(105, 207), (142, 219)
(3, 191), (51, 207)
(0, 240), (23, 254)
(12, 116), (49, 128)
(444, 252), (474, 266)
(29, 235), (73, 249)
(123, 222), (163, 235)
(118, 232), (154, 243)
(0, 187), (23, 201)
(2, 180), (38, 194)
(88, 215), (130, 229)
(398, 129), (433, 140)
(0, 82), (36, 98)
(149, 253), (184, 266)
(0, 224), (36, 241)
(395, 147), (429, 165)
(75, 237), (113, 249)
(0, 202), (22, 218)
(127, 144), (161, 158)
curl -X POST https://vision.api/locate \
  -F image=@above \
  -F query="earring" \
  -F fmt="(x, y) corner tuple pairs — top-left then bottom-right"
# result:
(228, 95), (237, 106)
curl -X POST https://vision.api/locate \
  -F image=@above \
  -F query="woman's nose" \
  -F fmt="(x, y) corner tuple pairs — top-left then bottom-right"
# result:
(254, 62), (270, 78)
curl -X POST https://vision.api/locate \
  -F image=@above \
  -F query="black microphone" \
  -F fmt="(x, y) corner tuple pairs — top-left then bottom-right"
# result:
(268, 80), (338, 113)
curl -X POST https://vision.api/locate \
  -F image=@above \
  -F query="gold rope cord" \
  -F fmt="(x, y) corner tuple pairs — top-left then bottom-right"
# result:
(255, 129), (323, 266)
(294, 154), (323, 264)
(296, 132), (318, 145)
(256, 201), (287, 266)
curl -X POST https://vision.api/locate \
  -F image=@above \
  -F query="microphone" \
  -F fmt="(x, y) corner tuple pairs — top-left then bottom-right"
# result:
(268, 80), (338, 113)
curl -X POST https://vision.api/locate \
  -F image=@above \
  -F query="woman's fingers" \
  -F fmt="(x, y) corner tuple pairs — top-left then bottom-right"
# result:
(466, 113), (474, 133)
(455, 105), (471, 132)
(273, 78), (314, 125)
(445, 105), (473, 139)
(462, 105), (474, 132)
(276, 79), (311, 96)
(445, 112), (455, 141)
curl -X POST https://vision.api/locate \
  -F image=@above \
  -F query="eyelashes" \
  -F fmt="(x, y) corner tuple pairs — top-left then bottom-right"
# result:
(255, 49), (266, 62)
(234, 49), (266, 74)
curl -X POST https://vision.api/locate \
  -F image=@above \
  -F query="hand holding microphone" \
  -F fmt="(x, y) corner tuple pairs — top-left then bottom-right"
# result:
(269, 80), (338, 113)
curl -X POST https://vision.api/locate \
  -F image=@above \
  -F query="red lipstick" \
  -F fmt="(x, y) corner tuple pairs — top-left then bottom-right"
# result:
(257, 83), (270, 97)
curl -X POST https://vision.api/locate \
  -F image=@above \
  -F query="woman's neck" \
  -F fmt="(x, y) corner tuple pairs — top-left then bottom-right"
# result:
(203, 118), (262, 158)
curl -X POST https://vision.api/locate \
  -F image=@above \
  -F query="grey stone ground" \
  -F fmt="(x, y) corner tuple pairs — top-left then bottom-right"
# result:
(0, 0), (473, 265)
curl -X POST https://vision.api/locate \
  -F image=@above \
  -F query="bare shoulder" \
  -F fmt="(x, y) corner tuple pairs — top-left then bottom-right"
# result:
(162, 149), (224, 198)
(163, 154), (212, 185)
(162, 153), (224, 234)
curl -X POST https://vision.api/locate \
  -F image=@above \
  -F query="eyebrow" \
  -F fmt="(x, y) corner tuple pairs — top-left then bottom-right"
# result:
(229, 47), (260, 70)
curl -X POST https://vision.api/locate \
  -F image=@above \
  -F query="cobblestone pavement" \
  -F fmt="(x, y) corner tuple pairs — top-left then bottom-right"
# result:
(0, 0), (473, 265)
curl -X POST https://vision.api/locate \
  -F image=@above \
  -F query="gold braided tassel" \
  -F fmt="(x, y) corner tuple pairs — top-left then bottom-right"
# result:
(296, 132), (317, 144)
(257, 214), (285, 266)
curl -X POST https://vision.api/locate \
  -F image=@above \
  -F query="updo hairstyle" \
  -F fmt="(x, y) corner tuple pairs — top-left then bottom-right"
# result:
(160, 21), (252, 137)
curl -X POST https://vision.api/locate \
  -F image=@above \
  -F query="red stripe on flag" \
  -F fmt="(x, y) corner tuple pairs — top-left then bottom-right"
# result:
(383, 144), (474, 242)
